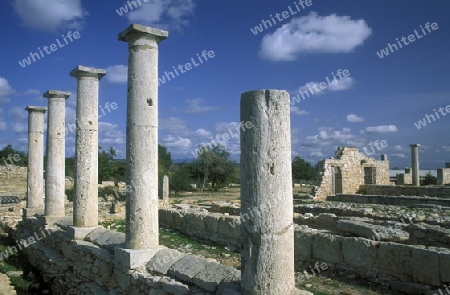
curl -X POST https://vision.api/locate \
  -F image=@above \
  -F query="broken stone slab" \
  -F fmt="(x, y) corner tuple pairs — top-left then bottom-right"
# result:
(192, 262), (240, 292)
(168, 255), (208, 283)
(336, 219), (409, 241)
(146, 248), (186, 275)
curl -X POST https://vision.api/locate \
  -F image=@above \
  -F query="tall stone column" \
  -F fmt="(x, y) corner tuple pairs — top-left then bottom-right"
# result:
(70, 66), (106, 233)
(410, 144), (421, 186)
(119, 24), (168, 252)
(240, 90), (296, 294)
(25, 106), (47, 214)
(162, 175), (169, 208)
(44, 90), (71, 218)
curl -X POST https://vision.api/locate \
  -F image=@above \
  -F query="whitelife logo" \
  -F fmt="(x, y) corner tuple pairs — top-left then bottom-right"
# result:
(376, 22), (439, 59)
(18, 31), (81, 68)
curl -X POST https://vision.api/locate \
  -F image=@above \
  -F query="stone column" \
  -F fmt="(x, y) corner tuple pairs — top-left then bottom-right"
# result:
(240, 90), (296, 294)
(162, 175), (169, 208)
(44, 90), (71, 218)
(25, 106), (47, 214)
(70, 66), (106, 235)
(410, 144), (421, 186)
(119, 24), (168, 251)
(381, 154), (388, 161)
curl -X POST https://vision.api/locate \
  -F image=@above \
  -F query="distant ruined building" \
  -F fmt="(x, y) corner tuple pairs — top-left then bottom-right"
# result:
(314, 147), (390, 201)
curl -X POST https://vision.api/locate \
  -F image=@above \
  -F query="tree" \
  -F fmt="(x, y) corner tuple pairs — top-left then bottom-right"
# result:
(158, 144), (173, 196)
(292, 156), (318, 183)
(98, 147), (126, 182)
(170, 164), (192, 194)
(423, 172), (437, 186)
(190, 145), (235, 191)
(0, 144), (27, 167)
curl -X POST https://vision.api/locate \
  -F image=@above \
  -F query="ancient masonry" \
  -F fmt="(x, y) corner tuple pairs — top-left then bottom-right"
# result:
(314, 147), (390, 201)
(17, 24), (310, 294)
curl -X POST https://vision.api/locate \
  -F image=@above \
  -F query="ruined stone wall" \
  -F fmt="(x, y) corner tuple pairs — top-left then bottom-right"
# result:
(359, 185), (450, 198)
(328, 194), (450, 207)
(314, 147), (390, 201)
(0, 166), (27, 197)
(437, 168), (450, 185)
(13, 217), (241, 295)
(396, 172), (412, 185)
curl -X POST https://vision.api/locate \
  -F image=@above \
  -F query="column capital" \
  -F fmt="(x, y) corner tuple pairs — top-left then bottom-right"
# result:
(70, 65), (106, 80)
(43, 90), (71, 100)
(118, 24), (168, 43)
(25, 106), (47, 113)
(410, 143), (421, 148)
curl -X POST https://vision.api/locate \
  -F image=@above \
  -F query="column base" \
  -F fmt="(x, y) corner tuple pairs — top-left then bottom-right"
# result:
(114, 246), (165, 269)
(23, 208), (44, 219)
(68, 226), (101, 240)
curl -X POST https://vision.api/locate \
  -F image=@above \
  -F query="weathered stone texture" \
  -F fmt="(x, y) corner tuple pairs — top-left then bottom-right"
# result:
(437, 168), (450, 185)
(314, 147), (390, 201)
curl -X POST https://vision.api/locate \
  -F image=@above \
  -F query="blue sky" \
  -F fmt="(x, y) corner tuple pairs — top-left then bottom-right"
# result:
(0, 0), (449, 169)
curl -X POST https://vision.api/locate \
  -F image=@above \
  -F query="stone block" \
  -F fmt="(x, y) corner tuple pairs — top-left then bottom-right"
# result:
(147, 248), (186, 275)
(336, 219), (409, 242)
(294, 226), (314, 263)
(439, 249), (450, 283)
(68, 226), (101, 240)
(312, 232), (343, 264)
(380, 243), (440, 286)
(341, 237), (378, 271)
(192, 262), (236, 292)
(168, 255), (208, 283)
(114, 247), (162, 269)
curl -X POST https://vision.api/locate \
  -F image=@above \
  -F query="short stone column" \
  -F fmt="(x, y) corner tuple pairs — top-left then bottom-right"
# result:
(25, 106), (47, 216)
(115, 24), (168, 269)
(381, 154), (388, 161)
(44, 90), (71, 219)
(162, 175), (169, 208)
(410, 144), (421, 186)
(240, 90), (296, 294)
(69, 66), (106, 238)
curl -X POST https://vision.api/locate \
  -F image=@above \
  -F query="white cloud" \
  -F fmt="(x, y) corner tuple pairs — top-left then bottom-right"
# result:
(347, 114), (364, 123)
(361, 125), (398, 134)
(179, 98), (218, 113)
(328, 77), (354, 91)
(260, 12), (372, 61)
(160, 117), (188, 134)
(0, 77), (15, 103)
(24, 89), (40, 95)
(8, 107), (28, 121)
(105, 65), (128, 83)
(126, 0), (195, 30)
(391, 153), (407, 158)
(291, 106), (309, 115)
(12, 0), (86, 32)
(442, 145), (450, 152)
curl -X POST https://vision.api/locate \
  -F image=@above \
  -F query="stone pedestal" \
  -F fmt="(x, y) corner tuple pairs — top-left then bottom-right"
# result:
(162, 175), (169, 208)
(70, 66), (106, 229)
(119, 24), (168, 251)
(44, 90), (71, 218)
(410, 144), (421, 186)
(25, 106), (47, 211)
(240, 89), (295, 294)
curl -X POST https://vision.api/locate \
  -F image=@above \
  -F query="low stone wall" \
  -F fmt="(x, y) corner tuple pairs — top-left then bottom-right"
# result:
(13, 217), (241, 295)
(159, 208), (240, 248)
(294, 225), (449, 293)
(0, 202), (25, 230)
(158, 207), (446, 293)
(328, 194), (450, 207)
(359, 185), (450, 198)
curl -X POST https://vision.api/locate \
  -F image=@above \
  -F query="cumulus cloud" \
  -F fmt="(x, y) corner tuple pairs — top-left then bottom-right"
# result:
(105, 65), (128, 83)
(296, 76), (354, 98)
(125, 0), (195, 30)
(179, 98), (218, 113)
(291, 106), (309, 115)
(260, 12), (372, 61)
(12, 0), (87, 32)
(347, 114), (364, 123)
(0, 77), (15, 103)
(360, 125), (398, 134)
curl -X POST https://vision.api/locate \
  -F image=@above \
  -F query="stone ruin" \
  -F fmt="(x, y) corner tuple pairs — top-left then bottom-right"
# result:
(314, 147), (390, 201)
(1, 23), (449, 295)
(9, 24), (310, 294)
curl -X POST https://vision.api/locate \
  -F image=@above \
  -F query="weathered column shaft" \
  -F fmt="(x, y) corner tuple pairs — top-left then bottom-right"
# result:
(70, 66), (106, 227)
(119, 24), (168, 250)
(26, 106), (47, 209)
(410, 144), (420, 186)
(162, 175), (169, 208)
(44, 90), (71, 217)
(240, 90), (295, 294)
